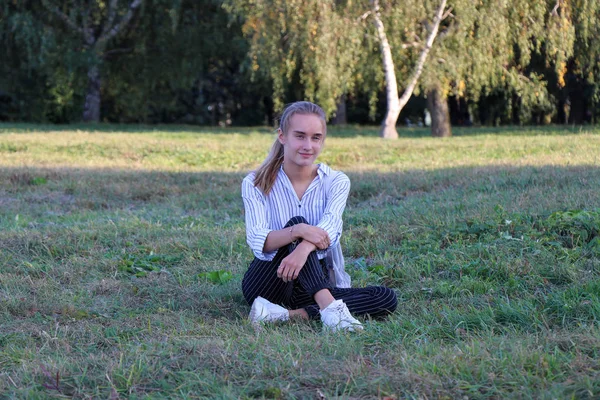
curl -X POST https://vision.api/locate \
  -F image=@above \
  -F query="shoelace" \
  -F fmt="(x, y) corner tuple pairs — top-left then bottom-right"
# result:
(330, 303), (350, 318)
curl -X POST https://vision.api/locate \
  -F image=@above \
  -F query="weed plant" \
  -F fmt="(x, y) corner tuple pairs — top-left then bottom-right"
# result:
(1, 124), (600, 398)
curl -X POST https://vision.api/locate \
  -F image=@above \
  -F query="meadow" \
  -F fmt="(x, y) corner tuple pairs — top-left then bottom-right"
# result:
(1, 123), (600, 399)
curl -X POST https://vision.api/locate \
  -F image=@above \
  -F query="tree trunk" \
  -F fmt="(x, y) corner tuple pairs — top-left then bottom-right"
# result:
(568, 93), (585, 124)
(427, 84), (451, 137)
(332, 95), (347, 125)
(511, 92), (521, 125)
(372, 2), (400, 139)
(83, 65), (101, 123)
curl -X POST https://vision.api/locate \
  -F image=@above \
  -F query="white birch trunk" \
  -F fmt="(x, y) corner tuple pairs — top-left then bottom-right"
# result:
(372, 0), (448, 139)
(372, 0), (400, 139)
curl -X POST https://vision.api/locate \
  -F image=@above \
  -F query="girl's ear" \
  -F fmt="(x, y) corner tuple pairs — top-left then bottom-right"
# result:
(277, 128), (285, 145)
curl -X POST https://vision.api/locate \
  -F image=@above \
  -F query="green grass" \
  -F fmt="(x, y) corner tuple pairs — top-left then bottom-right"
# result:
(1, 123), (600, 398)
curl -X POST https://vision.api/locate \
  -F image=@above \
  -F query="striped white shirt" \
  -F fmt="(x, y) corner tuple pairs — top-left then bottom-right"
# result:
(241, 163), (349, 261)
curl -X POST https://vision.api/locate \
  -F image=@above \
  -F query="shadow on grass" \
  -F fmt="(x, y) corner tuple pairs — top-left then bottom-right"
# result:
(1, 163), (599, 216)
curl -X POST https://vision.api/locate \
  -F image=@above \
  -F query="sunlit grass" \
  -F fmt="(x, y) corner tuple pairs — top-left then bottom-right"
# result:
(1, 124), (599, 173)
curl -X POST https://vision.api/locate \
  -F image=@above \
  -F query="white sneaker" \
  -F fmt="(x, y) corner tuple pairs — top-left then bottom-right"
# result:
(249, 296), (290, 324)
(320, 300), (363, 332)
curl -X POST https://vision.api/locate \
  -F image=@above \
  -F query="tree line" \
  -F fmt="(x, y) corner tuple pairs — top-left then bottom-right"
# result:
(1, 0), (599, 137)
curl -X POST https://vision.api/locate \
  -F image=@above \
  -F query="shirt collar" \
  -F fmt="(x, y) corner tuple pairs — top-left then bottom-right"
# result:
(317, 163), (331, 179)
(277, 163), (331, 200)
(279, 163), (331, 177)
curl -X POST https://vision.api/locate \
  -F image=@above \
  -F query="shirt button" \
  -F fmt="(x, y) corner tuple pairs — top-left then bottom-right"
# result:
(298, 204), (301, 207)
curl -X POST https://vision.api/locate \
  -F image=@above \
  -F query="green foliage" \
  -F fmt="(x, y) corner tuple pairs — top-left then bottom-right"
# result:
(103, 0), (259, 124)
(119, 253), (182, 277)
(225, 0), (369, 117)
(1, 1), (600, 125)
(543, 210), (600, 248)
(29, 176), (47, 185)
(0, 0), (261, 124)
(414, 0), (572, 124)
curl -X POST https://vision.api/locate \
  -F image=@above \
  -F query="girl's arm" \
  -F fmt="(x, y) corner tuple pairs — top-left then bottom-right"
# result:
(277, 240), (317, 282)
(263, 223), (329, 253)
(242, 176), (276, 259)
(262, 226), (300, 253)
(316, 172), (351, 248)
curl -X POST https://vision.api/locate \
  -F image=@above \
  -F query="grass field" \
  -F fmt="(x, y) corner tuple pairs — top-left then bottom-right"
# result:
(1, 123), (600, 399)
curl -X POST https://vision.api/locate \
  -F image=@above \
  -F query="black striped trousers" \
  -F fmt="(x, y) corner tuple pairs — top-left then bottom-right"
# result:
(242, 216), (398, 320)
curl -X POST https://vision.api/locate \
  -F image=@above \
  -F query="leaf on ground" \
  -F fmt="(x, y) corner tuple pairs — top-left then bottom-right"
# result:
(198, 270), (233, 285)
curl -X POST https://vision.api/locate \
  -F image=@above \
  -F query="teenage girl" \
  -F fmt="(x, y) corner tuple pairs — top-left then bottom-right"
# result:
(241, 101), (397, 331)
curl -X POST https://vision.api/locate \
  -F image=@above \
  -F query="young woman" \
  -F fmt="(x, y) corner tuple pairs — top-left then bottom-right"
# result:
(241, 101), (397, 331)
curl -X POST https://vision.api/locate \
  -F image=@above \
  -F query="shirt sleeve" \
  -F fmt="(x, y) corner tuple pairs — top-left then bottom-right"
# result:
(317, 172), (350, 248)
(241, 176), (276, 260)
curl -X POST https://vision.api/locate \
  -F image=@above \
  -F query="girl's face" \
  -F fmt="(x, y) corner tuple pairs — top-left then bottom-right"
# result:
(278, 113), (326, 169)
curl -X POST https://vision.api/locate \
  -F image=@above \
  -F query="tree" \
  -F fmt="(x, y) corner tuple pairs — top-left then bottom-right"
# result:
(370, 0), (447, 138)
(1, 0), (146, 123)
(226, 0), (452, 136)
(416, 0), (575, 134)
(225, 0), (369, 118)
(355, 0), (577, 136)
(1, 0), (260, 125)
(2, 0), (592, 127)
(41, 0), (143, 122)
(101, 0), (258, 125)
(548, 0), (600, 124)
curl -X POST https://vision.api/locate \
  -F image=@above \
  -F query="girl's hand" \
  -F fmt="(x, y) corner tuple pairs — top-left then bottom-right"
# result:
(277, 243), (312, 282)
(296, 224), (331, 250)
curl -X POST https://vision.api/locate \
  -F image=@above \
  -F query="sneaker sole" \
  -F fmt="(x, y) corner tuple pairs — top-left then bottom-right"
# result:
(324, 323), (364, 332)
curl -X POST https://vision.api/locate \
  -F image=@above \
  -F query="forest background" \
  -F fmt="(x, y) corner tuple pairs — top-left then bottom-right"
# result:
(2, 0), (600, 135)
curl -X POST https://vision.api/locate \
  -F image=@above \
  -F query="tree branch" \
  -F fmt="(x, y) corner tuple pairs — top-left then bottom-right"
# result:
(441, 6), (453, 20)
(401, 41), (421, 49)
(99, 0), (143, 44)
(102, 47), (134, 59)
(101, 0), (120, 38)
(371, 0), (399, 106)
(81, 0), (95, 46)
(550, 0), (561, 17)
(41, 0), (84, 36)
(398, 0), (448, 110)
(357, 10), (372, 21)
(503, 66), (532, 83)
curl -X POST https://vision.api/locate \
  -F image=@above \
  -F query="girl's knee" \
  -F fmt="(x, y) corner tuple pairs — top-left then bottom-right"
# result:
(375, 286), (397, 313)
(287, 216), (308, 226)
(385, 288), (398, 312)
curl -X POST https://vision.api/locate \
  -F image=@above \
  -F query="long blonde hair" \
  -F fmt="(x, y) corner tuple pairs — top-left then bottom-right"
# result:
(254, 101), (326, 195)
